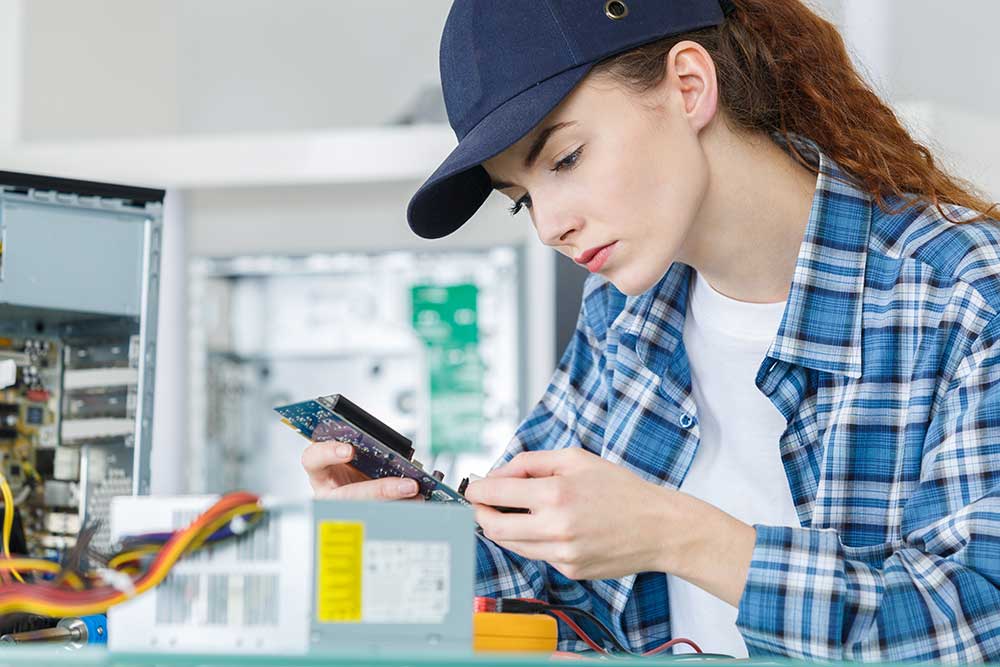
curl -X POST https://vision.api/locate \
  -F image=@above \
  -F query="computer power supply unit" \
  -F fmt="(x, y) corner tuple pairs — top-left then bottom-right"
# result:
(0, 171), (163, 554)
(107, 496), (475, 656)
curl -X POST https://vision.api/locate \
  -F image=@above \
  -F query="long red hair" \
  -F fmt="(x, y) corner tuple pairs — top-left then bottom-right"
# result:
(594, 0), (998, 222)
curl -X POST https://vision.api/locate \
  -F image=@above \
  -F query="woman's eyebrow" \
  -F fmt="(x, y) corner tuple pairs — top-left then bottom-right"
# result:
(490, 121), (579, 190)
(524, 122), (577, 168)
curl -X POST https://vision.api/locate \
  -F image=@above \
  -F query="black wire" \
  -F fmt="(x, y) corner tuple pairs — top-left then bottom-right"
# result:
(545, 604), (715, 658)
(499, 597), (692, 657)
(544, 604), (632, 654)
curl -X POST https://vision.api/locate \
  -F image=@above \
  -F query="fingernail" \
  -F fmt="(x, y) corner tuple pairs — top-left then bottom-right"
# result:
(398, 479), (418, 495)
(336, 444), (351, 458)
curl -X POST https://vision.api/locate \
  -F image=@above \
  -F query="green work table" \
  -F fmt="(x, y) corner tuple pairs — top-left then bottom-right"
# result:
(0, 647), (961, 667)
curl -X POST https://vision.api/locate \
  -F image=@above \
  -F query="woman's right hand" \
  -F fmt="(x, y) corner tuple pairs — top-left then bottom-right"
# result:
(300, 441), (422, 501)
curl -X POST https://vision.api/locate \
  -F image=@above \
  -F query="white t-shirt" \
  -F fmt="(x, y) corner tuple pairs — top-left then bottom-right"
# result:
(667, 270), (800, 657)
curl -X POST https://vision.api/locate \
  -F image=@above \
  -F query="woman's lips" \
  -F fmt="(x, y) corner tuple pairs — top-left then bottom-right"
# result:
(575, 242), (617, 273)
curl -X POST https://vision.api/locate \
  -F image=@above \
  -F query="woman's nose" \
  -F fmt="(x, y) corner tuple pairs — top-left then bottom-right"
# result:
(532, 202), (581, 247)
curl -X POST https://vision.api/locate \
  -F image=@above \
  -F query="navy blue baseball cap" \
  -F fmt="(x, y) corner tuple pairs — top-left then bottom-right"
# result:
(407, 0), (736, 239)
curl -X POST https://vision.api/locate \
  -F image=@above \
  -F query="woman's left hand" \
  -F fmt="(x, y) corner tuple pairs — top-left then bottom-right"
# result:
(464, 448), (756, 604)
(464, 448), (682, 580)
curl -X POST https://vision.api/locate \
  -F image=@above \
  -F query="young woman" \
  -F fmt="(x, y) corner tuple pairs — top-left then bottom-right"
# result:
(302, 0), (1000, 660)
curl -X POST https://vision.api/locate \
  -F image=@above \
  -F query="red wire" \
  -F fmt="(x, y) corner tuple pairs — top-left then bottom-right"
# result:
(642, 637), (704, 656)
(549, 610), (608, 654)
(473, 596), (496, 613)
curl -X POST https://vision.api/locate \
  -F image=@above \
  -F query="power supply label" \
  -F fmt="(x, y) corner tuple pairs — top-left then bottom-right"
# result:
(362, 541), (451, 623)
(316, 521), (363, 622)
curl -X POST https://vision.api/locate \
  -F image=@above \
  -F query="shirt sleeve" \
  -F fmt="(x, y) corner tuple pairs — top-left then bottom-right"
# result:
(735, 313), (1000, 662)
(474, 277), (613, 646)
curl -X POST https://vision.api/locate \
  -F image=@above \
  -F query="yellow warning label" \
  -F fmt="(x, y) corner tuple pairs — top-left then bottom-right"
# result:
(316, 521), (363, 623)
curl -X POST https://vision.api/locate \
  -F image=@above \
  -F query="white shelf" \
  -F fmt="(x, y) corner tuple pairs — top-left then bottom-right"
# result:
(0, 124), (456, 189)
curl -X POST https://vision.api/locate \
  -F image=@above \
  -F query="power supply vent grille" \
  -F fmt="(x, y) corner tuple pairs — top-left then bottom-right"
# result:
(155, 573), (280, 627)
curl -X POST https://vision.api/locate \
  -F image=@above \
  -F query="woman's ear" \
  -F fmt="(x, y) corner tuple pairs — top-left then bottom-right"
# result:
(664, 40), (719, 133)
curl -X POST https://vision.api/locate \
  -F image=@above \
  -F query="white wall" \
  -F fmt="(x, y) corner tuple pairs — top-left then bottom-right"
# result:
(175, 0), (451, 133)
(885, 0), (1000, 117)
(20, 0), (181, 140)
(0, 0), (22, 143)
(19, 0), (451, 140)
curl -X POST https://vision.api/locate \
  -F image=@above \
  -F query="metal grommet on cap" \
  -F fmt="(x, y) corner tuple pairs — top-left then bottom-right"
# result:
(604, 0), (629, 20)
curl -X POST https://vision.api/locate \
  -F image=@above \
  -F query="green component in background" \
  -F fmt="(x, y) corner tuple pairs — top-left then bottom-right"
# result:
(411, 284), (484, 455)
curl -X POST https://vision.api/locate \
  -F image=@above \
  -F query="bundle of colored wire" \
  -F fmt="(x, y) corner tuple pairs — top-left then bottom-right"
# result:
(485, 597), (703, 657)
(0, 491), (263, 617)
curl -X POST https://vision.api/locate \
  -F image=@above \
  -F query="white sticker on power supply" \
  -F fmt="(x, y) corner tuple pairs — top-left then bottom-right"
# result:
(361, 541), (450, 623)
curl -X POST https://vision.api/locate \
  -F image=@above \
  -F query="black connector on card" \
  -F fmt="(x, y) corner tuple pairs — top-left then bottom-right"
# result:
(458, 477), (530, 514)
(326, 394), (414, 460)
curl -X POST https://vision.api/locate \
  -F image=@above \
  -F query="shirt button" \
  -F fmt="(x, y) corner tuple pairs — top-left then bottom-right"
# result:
(679, 413), (695, 429)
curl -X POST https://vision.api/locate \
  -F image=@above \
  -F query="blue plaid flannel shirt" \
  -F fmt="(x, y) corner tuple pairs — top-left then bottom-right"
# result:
(474, 137), (1000, 661)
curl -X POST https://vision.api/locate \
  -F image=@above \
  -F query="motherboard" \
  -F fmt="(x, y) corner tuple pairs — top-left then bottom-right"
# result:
(0, 334), (140, 556)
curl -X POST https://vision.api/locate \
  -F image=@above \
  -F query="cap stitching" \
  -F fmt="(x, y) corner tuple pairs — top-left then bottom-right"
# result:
(458, 62), (593, 141)
(541, 0), (580, 63)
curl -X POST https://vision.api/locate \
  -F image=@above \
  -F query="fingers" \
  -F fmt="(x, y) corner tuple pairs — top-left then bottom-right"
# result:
(300, 442), (354, 475)
(474, 504), (553, 542)
(463, 477), (551, 509)
(488, 448), (586, 479)
(322, 477), (421, 502)
(488, 539), (566, 563)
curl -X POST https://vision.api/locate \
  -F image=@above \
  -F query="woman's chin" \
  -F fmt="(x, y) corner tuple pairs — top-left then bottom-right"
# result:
(609, 270), (661, 297)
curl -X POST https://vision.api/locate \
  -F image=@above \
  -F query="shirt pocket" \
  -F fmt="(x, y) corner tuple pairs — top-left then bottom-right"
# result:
(604, 349), (698, 489)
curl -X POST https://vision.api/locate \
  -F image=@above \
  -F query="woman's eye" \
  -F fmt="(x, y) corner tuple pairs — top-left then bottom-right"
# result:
(552, 146), (583, 173)
(509, 194), (532, 216)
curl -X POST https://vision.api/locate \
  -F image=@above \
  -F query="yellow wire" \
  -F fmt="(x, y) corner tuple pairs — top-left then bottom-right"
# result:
(0, 475), (24, 583)
(0, 558), (87, 590)
(0, 558), (60, 574)
(107, 545), (160, 570)
(63, 572), (85, 590)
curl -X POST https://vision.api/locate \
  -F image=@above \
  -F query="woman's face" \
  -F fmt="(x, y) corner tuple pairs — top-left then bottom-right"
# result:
(482, 62), (713, 297)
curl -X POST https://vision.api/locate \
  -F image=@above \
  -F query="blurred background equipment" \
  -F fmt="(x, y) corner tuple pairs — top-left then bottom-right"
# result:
(0, 171), (162, 556)
(188, 248), (522, 497)
(186, 248), (525, 495)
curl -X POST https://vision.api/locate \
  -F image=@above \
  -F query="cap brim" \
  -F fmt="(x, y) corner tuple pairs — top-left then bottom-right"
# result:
(407, 62), (594, 239)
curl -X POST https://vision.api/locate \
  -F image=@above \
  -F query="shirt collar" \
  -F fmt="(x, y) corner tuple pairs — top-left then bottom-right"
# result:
(612, 135), (871, 379)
